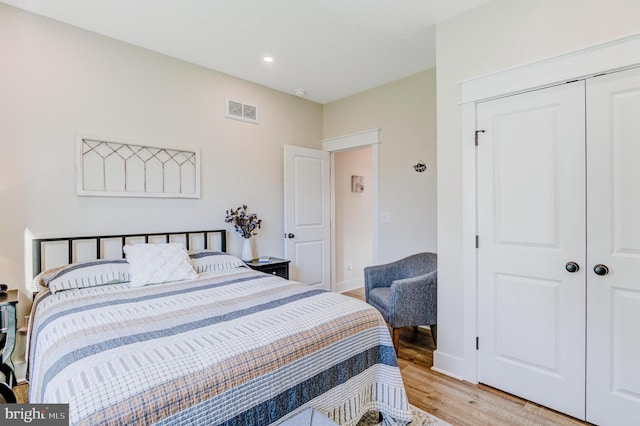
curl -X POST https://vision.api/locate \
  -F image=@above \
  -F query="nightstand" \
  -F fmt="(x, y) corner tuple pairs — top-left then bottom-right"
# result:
(0, 289), (18, 403)
(245, 258), (290, 279)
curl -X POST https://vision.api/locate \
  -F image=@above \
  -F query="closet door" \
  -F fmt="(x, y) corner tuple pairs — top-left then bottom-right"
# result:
(476, 81), (587, 419)
(586, 67), (640, 426)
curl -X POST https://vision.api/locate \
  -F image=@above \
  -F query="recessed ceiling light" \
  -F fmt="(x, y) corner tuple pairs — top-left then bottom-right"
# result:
(263, 56), (274, 63)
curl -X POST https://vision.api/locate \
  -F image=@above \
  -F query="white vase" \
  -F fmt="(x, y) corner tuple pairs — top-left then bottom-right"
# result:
(241, 238), (254, 261)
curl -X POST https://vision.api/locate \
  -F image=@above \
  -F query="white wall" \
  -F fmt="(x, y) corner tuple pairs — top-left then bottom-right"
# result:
(334, 147), (372, 292)
(324, 69), (437, 264)
(0, 4), (322, 309)
(435, 0), (640, 379)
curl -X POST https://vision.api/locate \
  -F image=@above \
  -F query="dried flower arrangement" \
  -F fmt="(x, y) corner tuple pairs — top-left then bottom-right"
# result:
(224, 204), (262, 239)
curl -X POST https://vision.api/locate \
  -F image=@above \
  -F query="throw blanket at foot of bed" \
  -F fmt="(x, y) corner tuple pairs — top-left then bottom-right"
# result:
(28, 267), (412, 426)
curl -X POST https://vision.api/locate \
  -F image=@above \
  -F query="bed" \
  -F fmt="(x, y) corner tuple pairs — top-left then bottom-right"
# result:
(27, 230), (412, 426)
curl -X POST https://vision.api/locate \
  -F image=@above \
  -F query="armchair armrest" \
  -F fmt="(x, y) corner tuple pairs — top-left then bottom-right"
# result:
(364, 262), (399, 302)
(388, 270), (437, 328)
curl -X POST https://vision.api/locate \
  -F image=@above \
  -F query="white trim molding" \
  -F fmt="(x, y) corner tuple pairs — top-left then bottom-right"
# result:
(322, 128), (380, 152)
(461, 33), (640, 104)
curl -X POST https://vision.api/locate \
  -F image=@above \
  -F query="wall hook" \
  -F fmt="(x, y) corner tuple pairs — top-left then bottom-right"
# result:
(413, 161), (427, 173)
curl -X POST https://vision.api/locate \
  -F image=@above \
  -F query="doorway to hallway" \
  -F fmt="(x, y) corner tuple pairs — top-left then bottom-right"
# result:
(333, 147), (373, 293)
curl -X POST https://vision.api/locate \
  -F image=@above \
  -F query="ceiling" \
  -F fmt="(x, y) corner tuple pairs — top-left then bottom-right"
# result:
(2, 0), (490, 104)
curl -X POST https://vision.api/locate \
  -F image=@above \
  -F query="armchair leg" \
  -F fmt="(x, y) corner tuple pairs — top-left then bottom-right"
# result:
(430, 324), (437, 347)
(392, 328), (400, 355)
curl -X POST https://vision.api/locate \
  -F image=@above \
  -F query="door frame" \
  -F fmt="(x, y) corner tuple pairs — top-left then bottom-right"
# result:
(322, 128), (380, 292)
(455, 34), (640, 383)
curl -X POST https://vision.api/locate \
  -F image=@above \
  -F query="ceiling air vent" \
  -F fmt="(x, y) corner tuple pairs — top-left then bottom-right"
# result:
(225, 98), (258, 124)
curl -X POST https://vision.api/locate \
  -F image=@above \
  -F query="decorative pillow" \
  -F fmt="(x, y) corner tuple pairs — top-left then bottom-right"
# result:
(189, 250), (245, 273)
(124, 243), (197, 287)
(33, 259), (131, 294)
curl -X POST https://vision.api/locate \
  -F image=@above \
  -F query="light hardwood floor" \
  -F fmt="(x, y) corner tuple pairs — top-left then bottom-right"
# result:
(343, 287), (590, 426)
(13, 289), (590, 425)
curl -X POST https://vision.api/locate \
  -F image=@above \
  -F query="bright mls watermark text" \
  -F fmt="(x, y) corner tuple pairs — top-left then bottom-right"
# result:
(2, 405), (68, 425)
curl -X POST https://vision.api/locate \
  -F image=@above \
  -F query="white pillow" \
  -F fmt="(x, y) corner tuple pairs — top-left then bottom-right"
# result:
(189, 250), (245, 273)
(124, 243), (197, 287)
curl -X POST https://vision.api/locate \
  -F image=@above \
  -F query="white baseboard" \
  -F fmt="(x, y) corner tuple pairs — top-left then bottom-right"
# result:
(336, 278), (363, 294)
(432, 349), (466, 381)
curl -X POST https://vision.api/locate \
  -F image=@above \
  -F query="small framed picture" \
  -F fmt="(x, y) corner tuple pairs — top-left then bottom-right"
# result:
(351, 175), (364, 193)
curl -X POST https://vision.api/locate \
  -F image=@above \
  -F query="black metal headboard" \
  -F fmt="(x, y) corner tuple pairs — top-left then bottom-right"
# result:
(32, 229), (227, 277)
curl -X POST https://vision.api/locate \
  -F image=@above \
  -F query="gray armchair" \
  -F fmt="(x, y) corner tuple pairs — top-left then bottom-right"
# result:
(364, 252), (437, 353)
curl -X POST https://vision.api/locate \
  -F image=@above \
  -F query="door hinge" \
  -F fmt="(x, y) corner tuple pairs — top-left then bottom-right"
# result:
(475, 129), (485, 146)
(475, 235), (479, 248)
(476, 337), (479, 350)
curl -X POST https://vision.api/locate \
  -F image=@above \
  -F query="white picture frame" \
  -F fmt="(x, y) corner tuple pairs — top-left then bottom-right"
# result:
(76, 134), (201, 198)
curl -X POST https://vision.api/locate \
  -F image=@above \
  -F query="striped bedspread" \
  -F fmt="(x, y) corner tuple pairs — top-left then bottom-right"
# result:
(28, 267), (412, 425)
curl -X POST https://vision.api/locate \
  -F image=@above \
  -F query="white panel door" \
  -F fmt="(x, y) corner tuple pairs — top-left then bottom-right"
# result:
(586, 67), (640, 426)
(477, 81), (587, 419)
(284, 145), (330, 290)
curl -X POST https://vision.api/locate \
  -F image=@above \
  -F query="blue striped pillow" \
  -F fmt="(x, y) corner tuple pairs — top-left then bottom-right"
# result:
(189, 250), (245, 273)
(41, 259), (131, 294)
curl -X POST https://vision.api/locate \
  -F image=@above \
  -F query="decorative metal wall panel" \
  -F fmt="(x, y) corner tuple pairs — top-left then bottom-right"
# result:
(76, 135), (200, 198)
